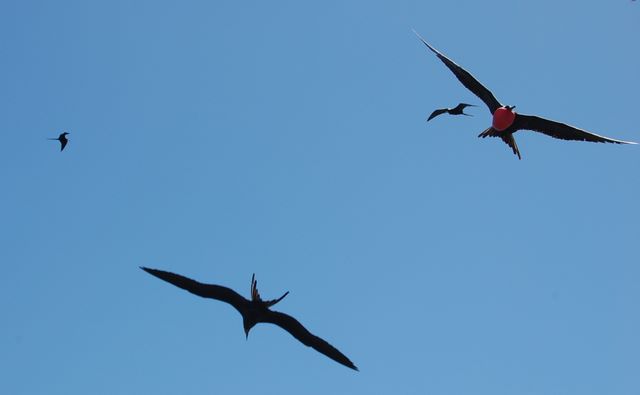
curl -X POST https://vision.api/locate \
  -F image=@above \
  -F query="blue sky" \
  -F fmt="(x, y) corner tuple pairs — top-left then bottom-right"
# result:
(1, 1), (638, 394)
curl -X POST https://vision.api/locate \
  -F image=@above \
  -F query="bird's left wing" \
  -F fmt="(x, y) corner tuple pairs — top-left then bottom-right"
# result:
(427, 108), (447, 121)
(263, 310), (358, 371)
(513, 114), (637, 144)
(414, 30), (502, 114)
(141, 267), (248, 313)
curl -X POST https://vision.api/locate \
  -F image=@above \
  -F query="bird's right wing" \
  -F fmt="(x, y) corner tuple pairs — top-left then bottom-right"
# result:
(513, 114), (637, 144)
(414, 30), (502, 115)
(427, 108), (447, 121)
(263, 310), (358, 371)
(60, 140), (68, 151)
(141, 267), (247, 312)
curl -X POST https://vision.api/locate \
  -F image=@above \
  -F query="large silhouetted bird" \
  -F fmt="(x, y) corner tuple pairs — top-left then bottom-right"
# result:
(141, 267), (358, 371)
(428, 103), (476, 121)
(48, 132), (69, 151)
(414, 30), (636, 159)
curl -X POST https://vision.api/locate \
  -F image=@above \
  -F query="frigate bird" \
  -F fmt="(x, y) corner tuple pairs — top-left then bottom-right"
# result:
(428, 103), (476, 121)
(414, 30), (636, 159)
(141, 267), (358, 371)
(48, 132), (69, 151)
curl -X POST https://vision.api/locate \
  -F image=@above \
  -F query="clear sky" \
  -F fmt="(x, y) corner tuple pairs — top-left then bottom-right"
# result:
(1, 1), (638, 394)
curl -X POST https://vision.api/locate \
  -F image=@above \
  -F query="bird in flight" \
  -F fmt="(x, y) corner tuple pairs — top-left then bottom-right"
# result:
(141, 267), (358, 371)
(428, 103), (476, 121)
(414, 30), (636, 159)
(48, 132), (70, 151)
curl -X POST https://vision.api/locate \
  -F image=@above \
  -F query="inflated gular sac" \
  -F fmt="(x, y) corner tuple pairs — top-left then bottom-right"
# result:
(492, 107), (516, 131)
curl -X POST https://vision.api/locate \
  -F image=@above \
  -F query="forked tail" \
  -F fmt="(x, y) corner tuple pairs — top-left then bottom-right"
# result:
(478, 127), (521, 159)
(251, 273), (289, 306)
(264, 291), (289, 307)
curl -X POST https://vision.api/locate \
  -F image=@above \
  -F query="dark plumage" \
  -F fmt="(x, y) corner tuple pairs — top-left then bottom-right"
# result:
(48, 132), (69, 151)
(414, 30), (636, 159)
(428, 103), (476, 121)
(141, 267), (358, 371)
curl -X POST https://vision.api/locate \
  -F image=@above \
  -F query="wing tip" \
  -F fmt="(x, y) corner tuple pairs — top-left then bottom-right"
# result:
(140, 266), (159, 275)
(412, 28), (438, 55)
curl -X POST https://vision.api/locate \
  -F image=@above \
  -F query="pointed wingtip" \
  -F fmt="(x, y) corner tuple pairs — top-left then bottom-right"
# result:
(412, 29), (439, 55)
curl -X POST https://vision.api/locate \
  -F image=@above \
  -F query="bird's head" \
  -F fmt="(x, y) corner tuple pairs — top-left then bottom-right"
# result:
(243, 317), (256, 339)
(506, 105), (516, 112)
(62, 132), (70, 136)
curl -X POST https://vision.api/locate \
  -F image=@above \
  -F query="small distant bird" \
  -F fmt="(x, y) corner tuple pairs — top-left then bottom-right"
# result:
(48, 132), (69, 151)
(141, 267), (358, 371)
(428, 103), (476, 121)
(414, 30), (636, 159)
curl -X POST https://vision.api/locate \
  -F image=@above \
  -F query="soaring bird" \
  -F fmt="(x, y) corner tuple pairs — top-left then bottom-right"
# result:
(141, 267), (358, 371)
(48, 132), (69, 151)
(414, 30), (636, 159)
(428, 103), (476, 121)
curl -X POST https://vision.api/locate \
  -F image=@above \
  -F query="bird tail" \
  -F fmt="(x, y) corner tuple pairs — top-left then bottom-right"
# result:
(251, 273), (289, 306)
(501, 134), (522, 160)
(478, 127), (521, 159)
(264, 291), (289, 307)
(251, 274), (260, 302)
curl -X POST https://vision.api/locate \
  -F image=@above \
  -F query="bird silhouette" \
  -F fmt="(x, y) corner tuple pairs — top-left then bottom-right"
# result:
(141, 267), (358, 371)
(414, 30), (636, 159)
(428, 103), (476, 121)
(48, 132), (69, 151)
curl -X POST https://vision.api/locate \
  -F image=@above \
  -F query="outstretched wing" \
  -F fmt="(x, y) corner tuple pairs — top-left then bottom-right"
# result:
(427, 108), (448, 121)
(60, 139), (68, 151)
(414, 30), (502, 114)
(513, 114), (637, 144)
(141, 267), (248, 313)
(262, 310), (358, 371)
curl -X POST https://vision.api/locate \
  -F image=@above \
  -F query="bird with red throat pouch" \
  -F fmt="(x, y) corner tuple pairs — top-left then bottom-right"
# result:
(414, 30), (636, 159)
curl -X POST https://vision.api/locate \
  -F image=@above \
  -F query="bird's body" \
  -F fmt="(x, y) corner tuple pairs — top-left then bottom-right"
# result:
(414, 31), (636, 159)
(48, 132), (69, 151)
(141, 267), (358, 371)
(428, 103), (476, 121)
